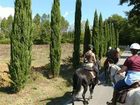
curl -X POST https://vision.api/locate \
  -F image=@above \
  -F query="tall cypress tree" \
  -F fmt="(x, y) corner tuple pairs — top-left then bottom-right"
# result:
(108, 22), (112, 47)
(9, 0), (32, 92)
(83, 20), (91, 55)
(111, 23), (116, 48)
(106, 22), (110, 48)
(115, 29), (119, 47)
(73, 0), (81, 69)
(92, 10), (99, 57)
(103, 21), (108, 55)
(99, 13), (104, 59)
(50, 0), (61, 77)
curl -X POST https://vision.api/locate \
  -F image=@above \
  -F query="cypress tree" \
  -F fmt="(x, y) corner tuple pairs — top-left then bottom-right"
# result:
(92, 10), (99, 57)
(115, 29), (119, 47)
(106, 22), (110, 48)
(9, 0), (32, 92)
(99, 13), (104, 59)
(111, 23), (116, 48)
(108, 22), (112, 47)
(73, 0), (81, 69)
(103, 21), (108, 55)
(83, 20), (91, 55)
(50, 0), (61, 77)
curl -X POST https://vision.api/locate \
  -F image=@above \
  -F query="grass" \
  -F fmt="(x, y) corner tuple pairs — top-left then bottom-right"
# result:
(0, 43), (74, 105)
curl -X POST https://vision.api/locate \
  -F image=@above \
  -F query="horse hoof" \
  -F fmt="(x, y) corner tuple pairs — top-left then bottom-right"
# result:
(72, 102), (75, 105)
(89, 96), (93, 99)
(83, 100), (89, 105)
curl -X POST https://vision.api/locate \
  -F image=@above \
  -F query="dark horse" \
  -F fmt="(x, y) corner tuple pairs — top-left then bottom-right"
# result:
(72, 61), (100, 105)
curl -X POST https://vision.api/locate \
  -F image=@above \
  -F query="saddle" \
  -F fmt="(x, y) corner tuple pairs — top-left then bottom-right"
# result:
(117, 81), (140, 103)
(83, 62), (97, 78)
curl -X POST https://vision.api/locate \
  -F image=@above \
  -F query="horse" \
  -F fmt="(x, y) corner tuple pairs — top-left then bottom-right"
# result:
(107, 63), (125, 86)
(72, 61), (100, 105)
(108, 64), (140, 105)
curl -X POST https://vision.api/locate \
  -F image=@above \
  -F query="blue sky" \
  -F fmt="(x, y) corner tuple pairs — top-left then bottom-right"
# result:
(0, 0), (132, 25)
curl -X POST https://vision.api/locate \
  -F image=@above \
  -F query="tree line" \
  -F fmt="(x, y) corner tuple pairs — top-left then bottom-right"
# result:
(0, 13), (70, 44)
(1, 4), (140, 45)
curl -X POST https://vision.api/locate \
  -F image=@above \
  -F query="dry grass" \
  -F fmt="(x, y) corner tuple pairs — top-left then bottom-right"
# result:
(0, 43), (74, 105)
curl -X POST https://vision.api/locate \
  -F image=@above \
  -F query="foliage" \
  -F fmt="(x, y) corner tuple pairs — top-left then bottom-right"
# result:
(9, 0), (32, 92)
(32, 14), (41, 43)
(40, 14), (51, 44)
(105, 14), (128, 45)
(0, 16), (13, 39)
(119, 0), (140, 44)
(103, 21), (108, 55)
(83, 20), (91, 55)
(120, 0), (140, 27)
(99, 13), (104, 59)
(50, 0), (61, 77)
(73, 0), (81, 69)
(0, 12), (70, 44)
(61, 32), (74, 43)
(0, 38), (10, 44)
(92, 10), (99, 56)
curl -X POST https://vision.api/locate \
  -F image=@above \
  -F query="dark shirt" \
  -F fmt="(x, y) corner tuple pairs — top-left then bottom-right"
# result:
(124, 55), (140, 71)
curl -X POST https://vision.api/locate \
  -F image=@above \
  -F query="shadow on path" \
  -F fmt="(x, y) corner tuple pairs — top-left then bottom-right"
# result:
(45, 92), (72, 105)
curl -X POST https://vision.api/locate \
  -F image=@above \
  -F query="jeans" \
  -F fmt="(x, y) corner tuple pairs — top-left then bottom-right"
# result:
(114, 79), (130, 91)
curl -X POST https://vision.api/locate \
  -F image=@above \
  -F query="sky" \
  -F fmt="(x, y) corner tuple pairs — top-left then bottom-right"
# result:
(0, 0), (132, 25)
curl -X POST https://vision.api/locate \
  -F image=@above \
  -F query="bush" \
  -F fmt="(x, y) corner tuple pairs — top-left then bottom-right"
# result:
(0, 38), (10, 44)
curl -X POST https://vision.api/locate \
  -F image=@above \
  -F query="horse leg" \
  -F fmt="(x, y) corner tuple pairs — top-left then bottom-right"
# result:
(72, 91), (76, 105)
(72, 73), (82, 104)
(82, 84), (89, 105)
(88, 84), (95, 100)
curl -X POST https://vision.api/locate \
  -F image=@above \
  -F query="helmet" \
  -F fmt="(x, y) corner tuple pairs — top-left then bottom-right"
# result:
(130, 43), (140, 50)
(116, 48), (120, 52)
(88, 44), (93, 49)
(108, 46), (112, 50)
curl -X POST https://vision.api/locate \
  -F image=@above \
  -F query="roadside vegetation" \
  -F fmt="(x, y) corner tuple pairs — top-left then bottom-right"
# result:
(0, 44), (74, 105)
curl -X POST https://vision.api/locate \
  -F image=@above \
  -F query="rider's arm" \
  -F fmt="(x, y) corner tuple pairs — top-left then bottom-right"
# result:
(117, 65), (127, 74)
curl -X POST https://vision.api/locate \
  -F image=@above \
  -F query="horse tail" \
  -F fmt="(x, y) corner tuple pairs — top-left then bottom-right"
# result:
(72, 72), (82, 96)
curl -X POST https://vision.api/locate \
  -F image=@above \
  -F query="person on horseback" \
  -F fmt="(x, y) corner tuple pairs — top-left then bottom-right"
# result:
(84, 44), (96, 64)
(104, 46), (113, 83)
(107, 43), (140, 105)
(83, 44), (98, 79)
(112, 47), (120, 64)
(106, 46), (112, 58)
(104, 46), (112, 68)
(104, 47), (120, 83)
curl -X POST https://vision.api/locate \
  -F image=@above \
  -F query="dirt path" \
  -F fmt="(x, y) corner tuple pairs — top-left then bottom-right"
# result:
(65, 49), (131, 105)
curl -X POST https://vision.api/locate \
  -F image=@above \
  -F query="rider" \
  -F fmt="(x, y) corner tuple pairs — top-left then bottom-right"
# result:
(106, 46), (112, 58)
(84, 44), (96, 64)
(104, 46), (113, 83)
(107, 43), (140, 105)
(112, 47), (120, 64)
(83, 44), (97, 78)
(104, 47), (120, 78)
